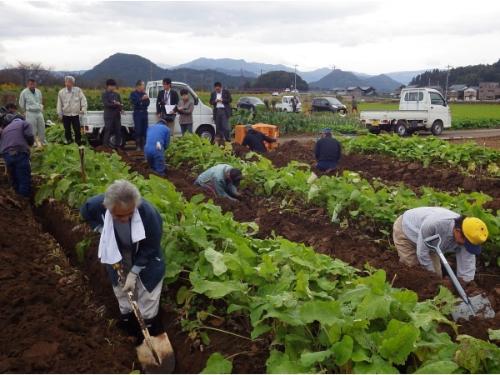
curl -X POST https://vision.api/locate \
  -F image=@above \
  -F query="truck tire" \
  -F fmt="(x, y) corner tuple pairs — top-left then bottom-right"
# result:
(368, 126), (381, 135)
(196, 125), (215, 143)
(338, 109), (347, 117)
(431, 120), (444, 136)
(395, 120), (409, 137)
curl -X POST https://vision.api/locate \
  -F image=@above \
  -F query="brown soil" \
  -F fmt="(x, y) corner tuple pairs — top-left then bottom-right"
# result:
(35, 195), (269, 374)
(449, 136), (500, 150)
(257, 140), (500, 211)
(113, 147), (500, 339)
(0, 180), (137, 373)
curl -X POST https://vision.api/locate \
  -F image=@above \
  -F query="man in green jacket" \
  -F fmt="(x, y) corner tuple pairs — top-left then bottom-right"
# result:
(19, 78), (45, 147)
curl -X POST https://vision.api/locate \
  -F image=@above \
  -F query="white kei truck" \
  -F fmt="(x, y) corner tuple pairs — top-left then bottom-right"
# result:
(360, 88), (452, 136)
(82, 81), (216, 146)
(276, 95), (302, 112)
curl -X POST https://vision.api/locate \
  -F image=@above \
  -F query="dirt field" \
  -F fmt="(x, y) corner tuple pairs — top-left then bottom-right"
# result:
(0, 178), (136, 373)
(114, 147), (500, 342)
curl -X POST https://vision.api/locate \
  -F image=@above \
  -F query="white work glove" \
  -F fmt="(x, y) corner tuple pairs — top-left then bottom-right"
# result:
(155, 141), (162, 151)
(123, 271), (138, 293)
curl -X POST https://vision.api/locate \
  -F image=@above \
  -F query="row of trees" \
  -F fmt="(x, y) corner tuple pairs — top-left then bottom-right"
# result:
(0, 62), (68, 86)
(410, 59), (500, 87)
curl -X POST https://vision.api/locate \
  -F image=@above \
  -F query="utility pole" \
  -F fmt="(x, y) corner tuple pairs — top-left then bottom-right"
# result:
(294, 64), (298, 91)
(444, 65), (452, 100)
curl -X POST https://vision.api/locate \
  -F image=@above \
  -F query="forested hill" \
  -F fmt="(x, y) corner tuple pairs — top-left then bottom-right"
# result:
(409, 59), (500, 87)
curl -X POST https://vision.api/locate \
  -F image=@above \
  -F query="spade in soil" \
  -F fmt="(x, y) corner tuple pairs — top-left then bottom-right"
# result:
(114, 264), (175, 373)
(425, 234), (495, 321)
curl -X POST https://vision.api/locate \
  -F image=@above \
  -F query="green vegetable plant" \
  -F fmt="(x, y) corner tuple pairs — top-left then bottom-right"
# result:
(32, 144), (500, 373)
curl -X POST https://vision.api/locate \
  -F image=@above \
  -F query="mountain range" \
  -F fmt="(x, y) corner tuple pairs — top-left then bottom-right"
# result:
(71, 53), (425, 91)
(80, 53), (252, 89)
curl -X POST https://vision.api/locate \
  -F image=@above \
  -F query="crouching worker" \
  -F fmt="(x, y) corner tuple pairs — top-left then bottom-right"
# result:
(314, 128), (341, 172)
(393, 207), (488, 283)
(195, 164), (242, 201)
(145, 119), (170, 176)
(0, 109), (34, 198)
(80, 180), (166, 342)
(242, 125), (276, 153)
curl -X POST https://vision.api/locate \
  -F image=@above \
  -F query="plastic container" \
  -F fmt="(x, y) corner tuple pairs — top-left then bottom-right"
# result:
(234, 123), (279, 151)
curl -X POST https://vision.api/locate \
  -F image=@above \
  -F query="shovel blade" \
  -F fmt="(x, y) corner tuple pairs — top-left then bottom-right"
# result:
(136, 333), (175, 374)
(451, 294), (495, 321)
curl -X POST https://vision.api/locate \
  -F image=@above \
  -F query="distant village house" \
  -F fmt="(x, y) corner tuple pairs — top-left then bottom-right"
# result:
(478, 82), (500, 101)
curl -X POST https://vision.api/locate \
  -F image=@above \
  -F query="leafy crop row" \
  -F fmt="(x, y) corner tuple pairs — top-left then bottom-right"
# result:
(231, 109), (366, 135)
(343, 134), (500, 177)
(32, 144), (500, 373)
(167, 135), (499, 260)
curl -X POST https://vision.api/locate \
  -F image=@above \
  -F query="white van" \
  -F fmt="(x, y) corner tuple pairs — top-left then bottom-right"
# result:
(83, 81), (216, 146)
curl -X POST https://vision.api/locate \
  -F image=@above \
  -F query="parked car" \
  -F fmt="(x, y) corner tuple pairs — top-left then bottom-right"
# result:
(360, 88), (451, 136)
(276, 96), (302, 112)
(311, 97), (347, 116)
(237, 96), (265, 112)
(82, 81), (216, 146)
(272, 92), (280, 96)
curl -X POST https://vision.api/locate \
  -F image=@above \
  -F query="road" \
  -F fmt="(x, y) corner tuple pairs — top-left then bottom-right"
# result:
(280, 128), (500, 142)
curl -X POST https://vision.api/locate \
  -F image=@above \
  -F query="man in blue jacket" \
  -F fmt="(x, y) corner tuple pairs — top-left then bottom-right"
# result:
(129, 80), (150, 151)
(144, 119), (170, 176)
(80, 180), (166, 341)
(0, 109), (35, 197)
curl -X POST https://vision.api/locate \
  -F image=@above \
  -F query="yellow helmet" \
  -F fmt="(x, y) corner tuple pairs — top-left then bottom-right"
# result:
(462, 217), (488, 255)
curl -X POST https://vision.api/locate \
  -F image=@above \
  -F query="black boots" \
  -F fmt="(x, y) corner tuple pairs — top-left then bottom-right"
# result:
(118, 312), (140, 338)
(144, 314), (165, 337)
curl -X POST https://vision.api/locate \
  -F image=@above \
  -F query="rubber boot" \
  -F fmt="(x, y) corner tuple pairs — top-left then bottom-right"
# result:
(117, 312), (140, 338)
(136, 314), (165, 345)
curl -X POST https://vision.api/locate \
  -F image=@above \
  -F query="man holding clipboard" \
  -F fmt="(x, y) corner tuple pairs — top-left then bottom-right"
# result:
(156, 78), (179, 134)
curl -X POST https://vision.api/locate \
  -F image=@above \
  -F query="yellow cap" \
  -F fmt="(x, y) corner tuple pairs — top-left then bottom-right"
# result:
(462, 217), (489, 245)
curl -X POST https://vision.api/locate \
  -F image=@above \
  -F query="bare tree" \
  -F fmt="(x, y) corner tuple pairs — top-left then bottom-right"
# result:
(0, 61), (59, 85)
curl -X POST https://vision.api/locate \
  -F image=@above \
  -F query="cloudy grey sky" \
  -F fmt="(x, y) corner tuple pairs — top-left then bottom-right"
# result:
(1, 0), (499, 74)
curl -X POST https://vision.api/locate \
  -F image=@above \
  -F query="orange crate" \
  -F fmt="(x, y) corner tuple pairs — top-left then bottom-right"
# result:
(234, 123), (279, 151)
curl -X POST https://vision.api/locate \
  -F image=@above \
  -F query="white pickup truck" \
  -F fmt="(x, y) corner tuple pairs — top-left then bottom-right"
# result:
(360, 88), (452, 136)
(82, 81), (216, 146)
(276, 95), (302, 112)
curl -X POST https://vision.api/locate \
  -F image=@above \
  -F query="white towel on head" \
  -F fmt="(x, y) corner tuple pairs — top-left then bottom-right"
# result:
(98, 209), (146, 265)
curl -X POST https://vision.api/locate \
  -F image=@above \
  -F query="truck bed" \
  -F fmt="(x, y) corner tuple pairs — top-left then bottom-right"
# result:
(360, 110), (429, 121)
(82, 111), (158, 128)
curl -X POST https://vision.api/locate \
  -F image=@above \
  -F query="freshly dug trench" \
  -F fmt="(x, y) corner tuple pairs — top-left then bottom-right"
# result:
(0, 179), (136, 373)
(35, 185), (269, 374)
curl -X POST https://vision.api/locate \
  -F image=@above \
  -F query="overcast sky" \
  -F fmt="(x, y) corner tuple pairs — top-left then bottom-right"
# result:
(1, 0), (499, 74)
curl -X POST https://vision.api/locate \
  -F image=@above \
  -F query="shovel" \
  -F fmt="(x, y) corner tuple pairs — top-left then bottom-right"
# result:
(424, 234), (495, 321)
(113, 264), (175, 373)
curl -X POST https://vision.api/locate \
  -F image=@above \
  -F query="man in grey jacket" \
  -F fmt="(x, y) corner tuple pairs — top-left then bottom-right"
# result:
(19, 78), (45, 146)
(393, 207), (489, 282)
(57, 76), (88, 145)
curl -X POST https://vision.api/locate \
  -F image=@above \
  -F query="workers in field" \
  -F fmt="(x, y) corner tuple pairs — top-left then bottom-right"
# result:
(314, 128), (342, 172)
(56, 75), (88, 145)
(19, 78), (46, 147)
(393, 207), (489, 282)
(80, 180), (166, 342)
(144, 119), (170, 176)
(242, 125), (277, 153)
(129, 80), (150, 151)
(0, 106), (34, 198)
(195, 164), (243, 201)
